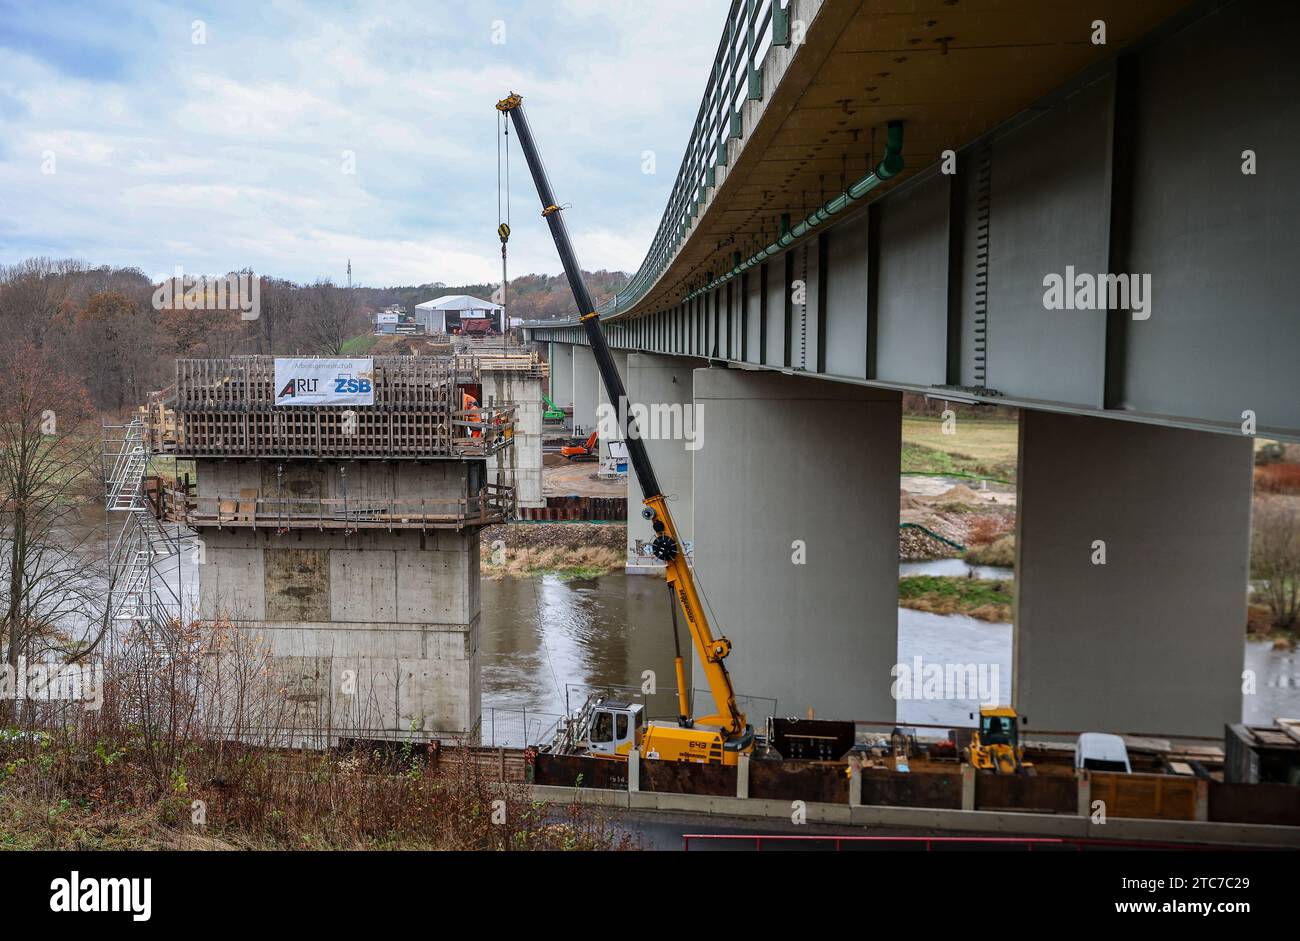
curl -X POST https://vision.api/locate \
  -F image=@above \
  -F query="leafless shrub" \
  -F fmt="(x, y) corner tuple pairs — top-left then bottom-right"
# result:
(1252, 497), (1300, 630)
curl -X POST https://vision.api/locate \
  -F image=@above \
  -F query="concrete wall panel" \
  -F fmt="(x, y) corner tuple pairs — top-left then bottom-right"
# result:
(265, 547), (331, 622)
(330, 549), (398, 622)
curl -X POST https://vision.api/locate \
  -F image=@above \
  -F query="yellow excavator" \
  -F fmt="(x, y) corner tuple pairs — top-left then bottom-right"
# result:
(966, 706), (1034, 775)
(497, 92), (754, 765)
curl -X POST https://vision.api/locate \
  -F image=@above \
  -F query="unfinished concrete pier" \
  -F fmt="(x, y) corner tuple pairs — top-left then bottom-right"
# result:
(146, 355), (517, 745)
(480, 355), (546, 509)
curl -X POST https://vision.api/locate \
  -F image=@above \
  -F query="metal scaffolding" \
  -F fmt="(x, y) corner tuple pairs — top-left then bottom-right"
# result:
(102, 420), (188, 649)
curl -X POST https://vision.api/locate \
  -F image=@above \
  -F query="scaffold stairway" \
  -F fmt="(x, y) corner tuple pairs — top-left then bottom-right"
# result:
(103, 420), (185, 633)
(107, 420), (149, 512)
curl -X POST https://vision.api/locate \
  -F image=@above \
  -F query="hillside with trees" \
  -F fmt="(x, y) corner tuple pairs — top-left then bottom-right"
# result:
(0, 257), (629, 414)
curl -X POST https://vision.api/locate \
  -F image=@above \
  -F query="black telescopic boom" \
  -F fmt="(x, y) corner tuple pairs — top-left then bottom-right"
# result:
(499, 97), (662, 499)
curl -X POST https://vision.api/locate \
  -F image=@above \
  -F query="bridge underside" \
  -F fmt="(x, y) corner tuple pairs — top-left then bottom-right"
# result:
(537, 0), (1300, 440)
(528, 0), (1288, 737)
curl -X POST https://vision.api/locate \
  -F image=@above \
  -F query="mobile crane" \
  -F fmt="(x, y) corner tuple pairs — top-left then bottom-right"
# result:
(497, 92), (754, 764)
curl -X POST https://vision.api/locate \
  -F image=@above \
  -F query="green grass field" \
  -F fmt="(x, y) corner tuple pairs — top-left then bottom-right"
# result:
(340, 334), (379, 356)
(898, 575), (1013, 622)
(901, 417), (1019, 481)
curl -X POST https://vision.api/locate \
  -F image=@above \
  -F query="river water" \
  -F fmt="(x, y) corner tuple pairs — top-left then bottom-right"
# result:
(65, 508), (1298, 743)
(480, 564), (1300, 744)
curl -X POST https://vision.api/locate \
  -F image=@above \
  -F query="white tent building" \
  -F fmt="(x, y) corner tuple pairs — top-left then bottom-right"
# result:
(413, 294), (504, 334)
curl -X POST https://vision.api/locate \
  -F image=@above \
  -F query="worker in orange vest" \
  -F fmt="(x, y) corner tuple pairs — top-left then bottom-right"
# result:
(462, 391), (482, 438)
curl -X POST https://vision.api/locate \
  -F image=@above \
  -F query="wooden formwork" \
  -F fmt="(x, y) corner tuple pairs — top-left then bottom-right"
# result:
(160, 356), (512, 459)
(158, 482), (514, 530)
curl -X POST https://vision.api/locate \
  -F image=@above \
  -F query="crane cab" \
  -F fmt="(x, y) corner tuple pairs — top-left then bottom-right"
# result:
(578, 699), (750, 765)
(585, 701), (644, 759)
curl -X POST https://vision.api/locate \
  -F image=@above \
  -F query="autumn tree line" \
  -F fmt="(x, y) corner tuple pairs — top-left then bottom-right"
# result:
(0, 258), (628, 415)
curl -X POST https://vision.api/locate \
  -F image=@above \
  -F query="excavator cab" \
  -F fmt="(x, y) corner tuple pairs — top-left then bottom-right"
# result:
(980, 710), (1017, 747)
(585, 701), (644, 759)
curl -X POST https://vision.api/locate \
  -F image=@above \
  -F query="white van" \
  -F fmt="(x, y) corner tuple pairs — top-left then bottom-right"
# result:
(1074, 733), (1132, 772)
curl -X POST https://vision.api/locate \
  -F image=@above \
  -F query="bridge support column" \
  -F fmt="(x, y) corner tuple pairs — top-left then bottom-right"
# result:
(548, 341), (573, 411)
(597, 349), (629, 462)
(625, 353), (703, 573)
(692, 368), (901, 721)
(480, 370), (543, 509)
(571, 344), (598, 435)
(1014, 411), (1252, 738)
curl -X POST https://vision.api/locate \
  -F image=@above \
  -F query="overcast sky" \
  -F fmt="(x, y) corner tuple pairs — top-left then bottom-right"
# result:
(0, 0), (729, 286)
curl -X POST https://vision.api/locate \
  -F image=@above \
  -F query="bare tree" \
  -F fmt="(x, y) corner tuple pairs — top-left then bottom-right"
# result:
(64, 291), (163, 411)
(0, 343), (104, 721)
(302, 280), (363, 354)
(255, 276), (297, 353)
(1252, 496), (1300, 629)
(0, 257), (85, 347)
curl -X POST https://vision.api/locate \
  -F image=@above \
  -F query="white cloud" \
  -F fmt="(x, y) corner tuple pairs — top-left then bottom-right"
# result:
(0, 0), (732, 286)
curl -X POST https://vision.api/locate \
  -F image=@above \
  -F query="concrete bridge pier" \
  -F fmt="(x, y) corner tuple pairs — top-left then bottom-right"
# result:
(480, 369), (544, 508)
(691, 367), (901, 721)
(548, 341), (574, 410)
(196, 460), (485, 745)
(1013, 410), (1253, 738)
(571, 344), (598, 436)
(624, 353), (703, 573)
(597, 349), (629, 462)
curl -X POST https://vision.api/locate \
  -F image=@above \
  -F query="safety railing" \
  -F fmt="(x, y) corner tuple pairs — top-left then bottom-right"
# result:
(525, 0), (791, 326)
(480, 707), (565, 749)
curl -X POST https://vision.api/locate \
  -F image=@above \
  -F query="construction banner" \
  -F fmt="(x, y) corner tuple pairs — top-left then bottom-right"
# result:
(274, 357), (375, 406)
